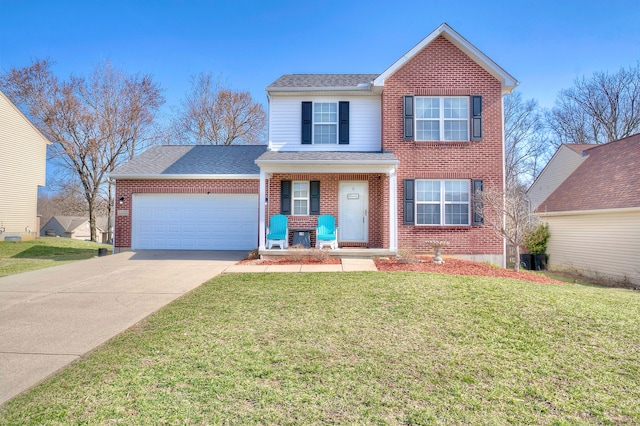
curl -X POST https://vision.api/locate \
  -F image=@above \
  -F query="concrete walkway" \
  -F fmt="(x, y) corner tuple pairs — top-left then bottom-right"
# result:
(225, 258), (378, 273)
(0, 252), (377, 404)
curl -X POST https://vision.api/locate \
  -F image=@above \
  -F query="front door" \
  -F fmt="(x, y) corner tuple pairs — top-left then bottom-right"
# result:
(339, 181), (368, 242)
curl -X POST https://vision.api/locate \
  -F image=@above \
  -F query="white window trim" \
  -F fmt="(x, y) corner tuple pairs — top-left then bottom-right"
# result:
(415, 179), (471, 226)
(415, 96), (469, 142)
(292, 181), (310, 216)
(313, 102), (338, 145)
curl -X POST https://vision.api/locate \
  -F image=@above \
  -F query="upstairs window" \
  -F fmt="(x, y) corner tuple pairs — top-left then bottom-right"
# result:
(302, 101), (349, 145)
(313, 103), (337, 144)
(416, 96), (469, 141)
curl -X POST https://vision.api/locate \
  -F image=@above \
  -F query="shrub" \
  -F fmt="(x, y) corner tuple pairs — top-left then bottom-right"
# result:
(525, 223), (550, 254)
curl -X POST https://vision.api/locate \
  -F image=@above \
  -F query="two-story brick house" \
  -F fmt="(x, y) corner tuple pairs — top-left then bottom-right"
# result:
(113, 23), (517, 265)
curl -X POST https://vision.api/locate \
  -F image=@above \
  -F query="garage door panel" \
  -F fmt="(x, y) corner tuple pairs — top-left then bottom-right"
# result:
(132, 193), (257, 250)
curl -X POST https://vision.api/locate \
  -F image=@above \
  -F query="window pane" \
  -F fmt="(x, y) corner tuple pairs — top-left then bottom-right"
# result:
(294, 200), (308, 215)
(416, 120), (439, 141)
(416, 180), (440, 202)
(444, 120), (468, 141)
(293, 182), (308, 198)
(314, 124), (337, 144)
(416, 98), (439, 119)
(444, 181), (469, 202)
(314, 103), (337, 123)
(417, 204), (440, 225)
(444, 97), (468, 119)
(445, 204), (469, 225)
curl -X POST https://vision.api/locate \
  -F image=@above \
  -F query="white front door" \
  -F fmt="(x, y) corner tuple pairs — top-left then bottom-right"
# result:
(339, 181), (368, 242)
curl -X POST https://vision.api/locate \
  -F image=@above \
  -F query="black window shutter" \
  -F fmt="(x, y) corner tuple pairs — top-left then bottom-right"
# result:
(403, 96), (414, 141)
(310, 181), (320, 215)
(403, 179), (415, 225)
(301, 102), (312, 144)
(471, 96), (482, 140)
(338, 101), (349, 144)
(281, 180), (291, 215)
(472, 179), (484, 226)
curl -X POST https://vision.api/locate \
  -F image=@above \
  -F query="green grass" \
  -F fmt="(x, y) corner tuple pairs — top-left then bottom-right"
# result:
(2, 272), (639, 424)
(0, 237), (112, 277)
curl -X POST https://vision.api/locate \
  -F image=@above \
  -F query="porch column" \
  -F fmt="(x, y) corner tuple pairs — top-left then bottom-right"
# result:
(389, 167), (398, 251)
(258, 169), (266, 250)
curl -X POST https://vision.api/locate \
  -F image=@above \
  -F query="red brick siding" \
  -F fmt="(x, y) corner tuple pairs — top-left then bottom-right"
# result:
(383, 35), (504, 255)
(267, 173), (386, 248)
(114, 179), (259, 248)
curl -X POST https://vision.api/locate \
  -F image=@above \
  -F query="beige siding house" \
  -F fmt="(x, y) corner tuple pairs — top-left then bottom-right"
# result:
(0, 90), (50, 240)
(40, 216), (110, 243)
(532, 134), (640, 287)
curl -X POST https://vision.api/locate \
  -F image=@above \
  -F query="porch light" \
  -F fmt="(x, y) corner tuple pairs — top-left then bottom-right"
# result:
(119, 196), (125, 205)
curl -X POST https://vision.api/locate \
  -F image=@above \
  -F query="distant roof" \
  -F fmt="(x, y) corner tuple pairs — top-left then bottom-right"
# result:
(111, 145), (268, 178)
(46, 216), (109, 232)
(267, 74), (379, 92)
(536, 134), (640, 212)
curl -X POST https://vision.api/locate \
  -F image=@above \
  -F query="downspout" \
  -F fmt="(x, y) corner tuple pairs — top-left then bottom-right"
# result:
(501, 95), (507, 268)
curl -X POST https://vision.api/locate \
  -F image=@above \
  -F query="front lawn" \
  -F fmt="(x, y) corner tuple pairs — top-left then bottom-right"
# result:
(0, 237), (111, 277)
(1, 272), (638, 424)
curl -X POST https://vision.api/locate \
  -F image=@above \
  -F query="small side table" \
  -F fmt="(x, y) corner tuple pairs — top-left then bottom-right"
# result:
(290, 227), (314, 248)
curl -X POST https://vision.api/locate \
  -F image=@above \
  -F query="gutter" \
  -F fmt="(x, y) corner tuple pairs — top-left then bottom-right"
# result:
(109, 174), (260, 180)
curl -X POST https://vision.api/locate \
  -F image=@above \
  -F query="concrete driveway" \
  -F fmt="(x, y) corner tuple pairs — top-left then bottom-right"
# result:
(0, 250), (243, 404)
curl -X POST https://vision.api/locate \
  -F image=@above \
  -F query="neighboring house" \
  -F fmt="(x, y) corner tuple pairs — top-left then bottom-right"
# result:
(528, 144), (592, 211)
(531, 134), (640, 286)
(0, 90), (50, 240)
(40, 216), (111, 243)
(112, 23), (517, 265)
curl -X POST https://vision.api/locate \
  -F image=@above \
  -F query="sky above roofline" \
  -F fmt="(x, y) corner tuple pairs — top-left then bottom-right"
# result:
(2, 0), (638, 117)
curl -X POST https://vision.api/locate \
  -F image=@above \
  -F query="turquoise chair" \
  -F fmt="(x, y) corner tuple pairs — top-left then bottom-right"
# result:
(316, 214), (338, 249)
(266, 214), (288, 249)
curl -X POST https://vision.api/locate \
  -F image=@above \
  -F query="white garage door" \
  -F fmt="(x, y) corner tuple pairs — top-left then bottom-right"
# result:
(132, 193), (258, 250)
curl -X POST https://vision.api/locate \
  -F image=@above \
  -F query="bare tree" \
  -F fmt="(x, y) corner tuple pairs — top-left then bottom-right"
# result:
(478, 184), (533, 272)
(546, 63), (640, 145)
(1, 59), (164, 241)
(504, 91), (548, 187)
(174, 72), (266, 145)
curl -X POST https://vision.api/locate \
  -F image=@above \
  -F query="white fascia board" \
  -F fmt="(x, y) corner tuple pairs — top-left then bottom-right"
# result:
(373, 23), (518, 94)
(110, 174), (259, 180)
(534, 206), (640, 217)
(257, 162), (398, 174)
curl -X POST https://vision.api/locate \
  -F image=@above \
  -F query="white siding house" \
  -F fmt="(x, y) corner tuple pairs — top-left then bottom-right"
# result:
(268, 94), (381, 152)
(0, 90), (50, 240)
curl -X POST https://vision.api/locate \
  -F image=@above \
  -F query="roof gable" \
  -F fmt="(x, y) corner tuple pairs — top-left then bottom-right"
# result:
(0, 89), (51, 146)
(536, 134), (640, 212)
(372, 23), (518, 94)
(111, 145), (268, 178)
(47, 216), (108, 232)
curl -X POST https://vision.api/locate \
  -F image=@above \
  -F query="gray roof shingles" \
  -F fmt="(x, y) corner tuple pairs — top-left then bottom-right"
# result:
(112, 145), (268, 176)
(267, 74), (379, 89)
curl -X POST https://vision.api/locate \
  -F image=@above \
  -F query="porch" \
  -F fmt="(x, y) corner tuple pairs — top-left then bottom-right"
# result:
(255, 151), (400, 252)
(259, 247), (396, 260)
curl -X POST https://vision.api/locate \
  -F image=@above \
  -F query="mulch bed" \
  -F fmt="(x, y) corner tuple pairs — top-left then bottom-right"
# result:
(239, 256), (561, 285)
(374, 256), (563, 285)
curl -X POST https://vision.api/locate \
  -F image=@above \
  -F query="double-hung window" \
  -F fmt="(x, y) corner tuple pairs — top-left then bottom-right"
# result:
(415, 179), (470, 225)
(313, 103), (337, 144)
(292, 181), (309, 215)
(415, 96), (469, 141)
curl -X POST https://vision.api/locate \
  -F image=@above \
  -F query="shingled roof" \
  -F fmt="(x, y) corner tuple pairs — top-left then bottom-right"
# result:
(111, 145), (267, 178)
(267, 74), (379, 91)
(536, 133), (640, 213)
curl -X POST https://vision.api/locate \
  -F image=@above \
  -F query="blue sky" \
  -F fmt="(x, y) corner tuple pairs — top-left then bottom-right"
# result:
(1, 0), (639, 114)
